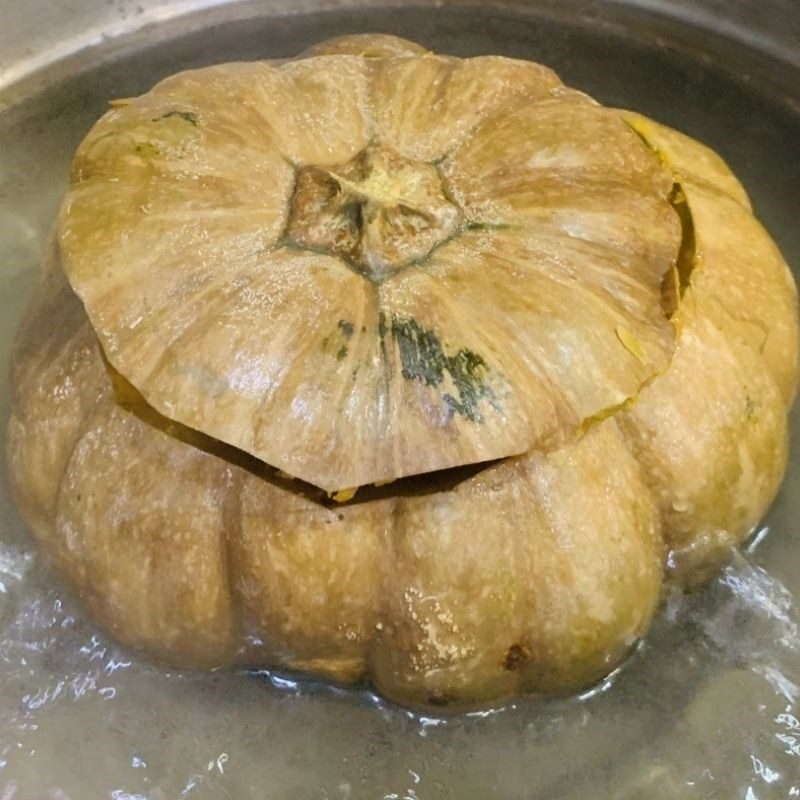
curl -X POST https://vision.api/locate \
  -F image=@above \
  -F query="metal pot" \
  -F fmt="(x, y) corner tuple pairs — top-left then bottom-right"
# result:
(0, 2), (798, 797)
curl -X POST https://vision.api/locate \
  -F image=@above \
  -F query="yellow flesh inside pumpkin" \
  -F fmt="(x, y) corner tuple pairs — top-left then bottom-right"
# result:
(7, 33), (799, 711)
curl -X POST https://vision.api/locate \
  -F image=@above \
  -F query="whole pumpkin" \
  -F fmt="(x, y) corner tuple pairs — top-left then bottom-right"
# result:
(7, 34), (798, 710)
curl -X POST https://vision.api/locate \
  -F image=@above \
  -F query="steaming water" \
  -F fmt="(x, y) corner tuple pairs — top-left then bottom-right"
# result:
(1, 3), (799, 797)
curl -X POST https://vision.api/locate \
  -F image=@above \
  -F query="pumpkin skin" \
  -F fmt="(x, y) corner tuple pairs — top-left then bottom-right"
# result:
(6, 34), (798, 710)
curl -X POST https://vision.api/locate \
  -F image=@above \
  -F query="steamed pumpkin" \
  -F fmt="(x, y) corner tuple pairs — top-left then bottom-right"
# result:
(7, 34), (798, 710)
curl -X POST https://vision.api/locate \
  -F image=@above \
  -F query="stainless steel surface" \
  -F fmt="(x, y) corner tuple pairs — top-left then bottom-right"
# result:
(1, 2), (799, 797)
(1, 0), (799, 94)
(2, 0), (800, 109)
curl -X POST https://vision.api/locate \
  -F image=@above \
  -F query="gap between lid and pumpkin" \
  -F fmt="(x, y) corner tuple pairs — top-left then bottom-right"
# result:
(98, 141), (700, 508)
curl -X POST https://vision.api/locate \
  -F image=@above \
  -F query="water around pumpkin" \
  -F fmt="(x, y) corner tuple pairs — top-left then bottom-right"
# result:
(1, 3), (800, 797)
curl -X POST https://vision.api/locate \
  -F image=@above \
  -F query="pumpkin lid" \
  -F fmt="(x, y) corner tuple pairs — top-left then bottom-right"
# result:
(58, 35), (680, 492)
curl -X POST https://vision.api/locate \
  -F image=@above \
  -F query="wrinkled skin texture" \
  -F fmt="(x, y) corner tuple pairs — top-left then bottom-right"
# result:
(57, 36), (680, 493)
(7, 34), (799, 710)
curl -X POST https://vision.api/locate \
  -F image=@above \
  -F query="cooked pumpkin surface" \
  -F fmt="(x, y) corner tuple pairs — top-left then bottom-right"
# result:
(8, 33), (798, 710)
